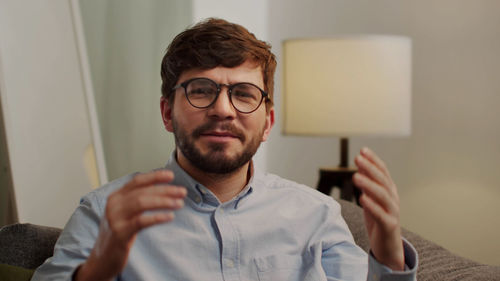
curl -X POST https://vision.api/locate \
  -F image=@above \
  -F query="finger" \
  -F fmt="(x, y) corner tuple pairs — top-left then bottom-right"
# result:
(128, 184), (187, 200)
(133, 212), (176, 230)
(359, 193), (398, 233)
(360, 147), (390, 178)
(115, 212), (175, 239)
(359, 148), (398, 197)
(107, 185), (186, 221)
(117, 194), (185, 220)
(125, 185), (187, 216)
(353, 173), (398, 215)
(122, 170), (175, 192)
(354, 154), (391, 190)
(107, 181), (186, 222)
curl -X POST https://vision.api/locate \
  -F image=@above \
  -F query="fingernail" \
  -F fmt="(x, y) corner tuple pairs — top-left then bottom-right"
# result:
(175, 199), (184, 207)
(161, 169), (174, 178)
(355, 155), (364, 164)
(164, 212), (175, 220)
(179, 187), (188, 196)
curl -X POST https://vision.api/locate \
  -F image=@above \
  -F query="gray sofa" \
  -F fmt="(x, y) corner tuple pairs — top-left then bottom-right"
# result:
(337, 200), (500, 280)
(1, 199), (499, 280)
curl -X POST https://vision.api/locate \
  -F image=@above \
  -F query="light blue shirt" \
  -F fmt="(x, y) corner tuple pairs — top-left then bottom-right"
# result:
(32, 155), (417, 281)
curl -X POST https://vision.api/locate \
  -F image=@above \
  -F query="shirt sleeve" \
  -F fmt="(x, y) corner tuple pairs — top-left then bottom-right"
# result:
(30, 191), (104, 281)
(320, 198), (418, 281)
(319, 200), (370, 280)
(367, 238), (418, 281)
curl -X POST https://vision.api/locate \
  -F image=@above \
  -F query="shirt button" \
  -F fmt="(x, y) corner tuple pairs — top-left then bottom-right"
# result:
(225, 259), (234, 268)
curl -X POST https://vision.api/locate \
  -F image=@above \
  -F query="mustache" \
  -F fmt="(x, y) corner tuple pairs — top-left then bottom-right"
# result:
(192, 121), (245, 142)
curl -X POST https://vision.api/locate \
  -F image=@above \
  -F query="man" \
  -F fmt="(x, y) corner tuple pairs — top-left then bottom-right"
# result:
(32, 18), (417, 281)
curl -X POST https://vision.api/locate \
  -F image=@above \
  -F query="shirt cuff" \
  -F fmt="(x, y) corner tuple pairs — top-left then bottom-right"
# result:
(367, 238), (418, 281)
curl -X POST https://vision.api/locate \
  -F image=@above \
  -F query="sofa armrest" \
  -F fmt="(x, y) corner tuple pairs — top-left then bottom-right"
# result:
(0, 223), (62, 269)
(338, 199), (500, 281)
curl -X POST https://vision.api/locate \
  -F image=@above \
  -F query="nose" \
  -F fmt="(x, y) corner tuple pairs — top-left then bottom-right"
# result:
(206, 86), (237, 119)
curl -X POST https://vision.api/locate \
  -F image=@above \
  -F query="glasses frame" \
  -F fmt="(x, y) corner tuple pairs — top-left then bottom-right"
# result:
(171, 77), (268, 114)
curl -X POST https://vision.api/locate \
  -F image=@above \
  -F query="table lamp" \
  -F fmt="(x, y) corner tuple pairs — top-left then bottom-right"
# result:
(282, 36), (411, 201)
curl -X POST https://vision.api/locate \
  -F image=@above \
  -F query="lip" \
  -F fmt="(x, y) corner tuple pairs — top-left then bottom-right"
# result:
(201, 130), (238, 137)
(200, 131), (240, 142)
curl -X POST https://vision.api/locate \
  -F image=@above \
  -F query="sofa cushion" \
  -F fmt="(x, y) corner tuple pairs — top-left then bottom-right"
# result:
(0, 223), (61, 269)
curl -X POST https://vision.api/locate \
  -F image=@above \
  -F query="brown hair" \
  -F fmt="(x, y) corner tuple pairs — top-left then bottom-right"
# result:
(160, 18), (276, 111)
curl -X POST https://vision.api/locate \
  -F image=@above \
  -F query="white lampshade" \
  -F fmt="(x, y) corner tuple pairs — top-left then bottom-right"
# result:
(282, 36), (412, 137)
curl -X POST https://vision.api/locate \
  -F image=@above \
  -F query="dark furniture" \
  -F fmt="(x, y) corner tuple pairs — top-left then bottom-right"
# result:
(317, 167), (361, 204)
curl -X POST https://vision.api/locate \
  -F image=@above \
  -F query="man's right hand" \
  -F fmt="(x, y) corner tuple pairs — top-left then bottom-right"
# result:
(74, 170), (187, 281)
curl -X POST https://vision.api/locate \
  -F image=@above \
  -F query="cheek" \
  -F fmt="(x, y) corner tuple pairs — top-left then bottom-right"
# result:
(242, 116), (266, 135)
(173, 108), (204, 130)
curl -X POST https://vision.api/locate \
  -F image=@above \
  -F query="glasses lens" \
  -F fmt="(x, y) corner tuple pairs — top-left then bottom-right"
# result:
(231, 83), (263, 113)
(185, 79), (218, 108)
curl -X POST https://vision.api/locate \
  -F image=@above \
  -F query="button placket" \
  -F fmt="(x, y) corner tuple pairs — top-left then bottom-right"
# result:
(215, 207), (240, 280)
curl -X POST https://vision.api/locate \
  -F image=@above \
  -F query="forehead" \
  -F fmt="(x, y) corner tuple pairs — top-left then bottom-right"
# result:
(177, 60), (263, 87)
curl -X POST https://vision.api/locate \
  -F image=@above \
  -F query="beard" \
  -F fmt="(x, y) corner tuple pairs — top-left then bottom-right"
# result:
(172, 118), (264, 174)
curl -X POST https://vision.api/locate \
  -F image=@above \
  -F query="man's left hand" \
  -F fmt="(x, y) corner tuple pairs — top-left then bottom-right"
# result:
(352, 147), (405, 271)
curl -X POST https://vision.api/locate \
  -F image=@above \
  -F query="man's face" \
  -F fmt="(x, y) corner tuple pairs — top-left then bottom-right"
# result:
(161, 60), (274, 174)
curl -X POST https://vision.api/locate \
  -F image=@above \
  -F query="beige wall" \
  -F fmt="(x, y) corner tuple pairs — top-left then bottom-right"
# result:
(267, 0), (500, 265)
(79, 0), (191, 179)
(0, 0), (99, 227)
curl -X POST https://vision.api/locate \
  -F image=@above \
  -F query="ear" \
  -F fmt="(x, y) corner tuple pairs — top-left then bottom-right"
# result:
(160, 96), (174, 132)
(261, 107), (275, 142)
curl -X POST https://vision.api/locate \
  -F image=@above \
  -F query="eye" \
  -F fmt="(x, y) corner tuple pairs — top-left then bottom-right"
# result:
(232, 84), (260, 101)
(186, 79), (217, 99)
(233, 90), (253, 98)
(189, 87), (215, 95)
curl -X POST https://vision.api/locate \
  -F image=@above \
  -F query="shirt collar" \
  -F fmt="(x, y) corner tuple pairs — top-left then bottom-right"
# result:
(164, 151), (255, 209)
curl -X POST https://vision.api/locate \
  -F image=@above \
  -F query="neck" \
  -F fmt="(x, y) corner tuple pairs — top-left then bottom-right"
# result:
(176, 151), (251, 203)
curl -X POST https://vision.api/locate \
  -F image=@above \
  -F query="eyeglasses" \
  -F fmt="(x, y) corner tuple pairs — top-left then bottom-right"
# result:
(171, 78), (268, 114)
